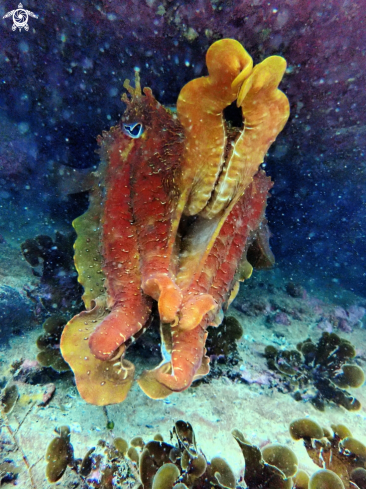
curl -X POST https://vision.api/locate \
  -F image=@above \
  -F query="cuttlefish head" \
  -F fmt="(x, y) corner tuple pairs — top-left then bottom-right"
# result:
(120, 69), (161, 138)
(122, 121), (144, 139)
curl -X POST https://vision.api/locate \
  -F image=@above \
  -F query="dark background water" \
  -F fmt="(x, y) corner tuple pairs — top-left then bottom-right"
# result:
(0, 0), (365, 295)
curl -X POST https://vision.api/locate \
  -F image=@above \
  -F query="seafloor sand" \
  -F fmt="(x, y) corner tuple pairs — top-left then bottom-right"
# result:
(1, 240), (366, 488)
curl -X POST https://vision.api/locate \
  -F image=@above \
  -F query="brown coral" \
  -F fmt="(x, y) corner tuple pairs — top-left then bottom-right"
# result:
(265, 332), (364, 411)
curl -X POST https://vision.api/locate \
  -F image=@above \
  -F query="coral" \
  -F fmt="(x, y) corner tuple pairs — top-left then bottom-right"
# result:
(39, 383), (56, 406)
(44, 420), (238, 488)
(273, 311), (291, 326)
(0, 384), (19, 414)
(290, 418), (366, 489)
(192, 315), (243, 384)
(36, 315), (70, 372)
(236, 419), (366, 488)
(232, 428), (298, 489)
(331, 306), (366, 333)
(10, 358), (61, 387)
(206, 315), (243, 360)
(309, 470), (345, 489)
(45, 426), (74, 483)
(61, 38), (289, 405)
(286, 282), (305, 299)
(265, 332), (365, 411)
(21, 232), (83, 314)
(347, 306), (366, 327)
(289, 418), (324, 441)
(44, 418), (366, 489)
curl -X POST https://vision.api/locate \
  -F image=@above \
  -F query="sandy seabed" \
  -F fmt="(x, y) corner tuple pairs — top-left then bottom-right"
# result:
(1, 241), (366, 488)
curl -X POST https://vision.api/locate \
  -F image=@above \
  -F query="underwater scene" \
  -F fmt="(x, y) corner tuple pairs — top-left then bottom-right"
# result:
(1, 0), (366, 487)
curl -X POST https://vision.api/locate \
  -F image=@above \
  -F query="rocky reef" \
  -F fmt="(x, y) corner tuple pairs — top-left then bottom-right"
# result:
(265, 332), (365, 411)
(40, 418), (366, 488)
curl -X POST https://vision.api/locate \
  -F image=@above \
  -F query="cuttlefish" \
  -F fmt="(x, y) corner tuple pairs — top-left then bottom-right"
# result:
(60, 39), (289, 405)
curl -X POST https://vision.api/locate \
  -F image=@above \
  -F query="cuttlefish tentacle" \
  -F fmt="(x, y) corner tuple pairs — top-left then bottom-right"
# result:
(175, 55), (289, 290)
(139, 171), (273, 396)
(124, 83), (184, 323)
(201, 55), (289, 219)
(176, 39), (253, 217)
(88, 130), (153, 361)
(138, 323), (210, 397)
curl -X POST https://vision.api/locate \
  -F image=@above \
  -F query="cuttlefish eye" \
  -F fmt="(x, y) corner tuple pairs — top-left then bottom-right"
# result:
(122, 122), (144, 139)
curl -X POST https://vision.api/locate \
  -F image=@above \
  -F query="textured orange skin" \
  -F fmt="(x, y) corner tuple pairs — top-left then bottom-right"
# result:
(62, 39), (289, 405)
(176, 39), (253, 216)
(209, 171), (273, 305)
(89, 87), (185, 359)
(140, 171), (273, 394)
(175, 51), (289, 294)
(202, 56), (289, 218)
(125, 88), (184, 323)
(61, 298), (135, 406)
(88, 130), (153, 361)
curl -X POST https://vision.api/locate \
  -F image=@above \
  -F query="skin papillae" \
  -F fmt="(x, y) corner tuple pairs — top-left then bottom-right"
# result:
(60, 39), (290, 405)
(138, 171), (273, 398)
(176, 39), (253, 217)
(176, 47), (289, 292)
(60, 128), (150, 404)
(88, 127), (153, 362)
(122, 78), (184, 325)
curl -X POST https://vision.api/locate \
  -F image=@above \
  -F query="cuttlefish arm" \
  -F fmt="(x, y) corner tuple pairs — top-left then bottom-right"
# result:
(138, 324), (210, 399)
(138, 171), (272, 397)
(176, 55), (289, 290)
(88, 129), (153, 361)
(124, 81), (184, 324)
(201, 55), (289, 218)
(176, 38), (253, 217)
(61, 297), (135, 406)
